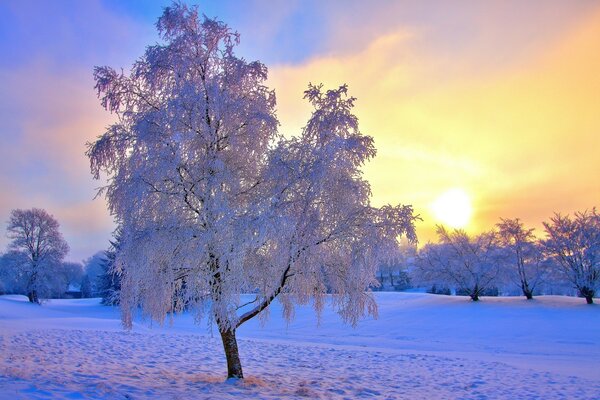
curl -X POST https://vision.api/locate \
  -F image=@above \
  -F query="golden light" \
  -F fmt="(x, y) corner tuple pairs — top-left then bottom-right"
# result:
(430, 188), (473, 229)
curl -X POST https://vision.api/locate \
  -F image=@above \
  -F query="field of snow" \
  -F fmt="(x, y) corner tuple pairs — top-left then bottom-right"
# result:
(1, 293), (599, 399)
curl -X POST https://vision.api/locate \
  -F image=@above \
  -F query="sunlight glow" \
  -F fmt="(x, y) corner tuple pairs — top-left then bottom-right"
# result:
(431, 188), (473, 229)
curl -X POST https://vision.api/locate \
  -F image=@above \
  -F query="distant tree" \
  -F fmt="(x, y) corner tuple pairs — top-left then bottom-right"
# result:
(416, 226), (500, 301)
(6, 208), (69, 303)
(542, 209), (600, 304)
(496, 218), (547, 300)
(394, 241), (416, 290)
(60, 261), (84, 294)
(80, 274), (92, 298)
(456, 286), (498, 297)
(375, 262), (412, 291)
(98, 230), (122, 305)
(378, 240), (415, 290)
(393, 269), (412, 291)
(83, 251), (107, 296)
(87, 3), (417, 379)
(0, 251), (28, 295)
(427, 284), (451, 295)
(0, 252), (6, 295)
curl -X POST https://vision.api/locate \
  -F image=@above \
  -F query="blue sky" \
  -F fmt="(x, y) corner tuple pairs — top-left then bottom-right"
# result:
(1, 1), (598, 262)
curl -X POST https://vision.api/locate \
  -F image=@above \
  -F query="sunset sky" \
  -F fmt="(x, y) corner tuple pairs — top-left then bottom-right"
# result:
(1, 0), (599, 262)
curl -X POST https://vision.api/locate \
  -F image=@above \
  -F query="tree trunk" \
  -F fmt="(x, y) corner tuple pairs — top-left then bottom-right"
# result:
(470, 285), (479, 301)
(220, 328), (244, 379)
(521, 282), (533, 300)
(27, 290), (39, 304)
(580, 287), (595, 305)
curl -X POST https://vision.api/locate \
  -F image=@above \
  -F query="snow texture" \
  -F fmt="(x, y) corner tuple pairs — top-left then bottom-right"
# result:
(1, 293), (599, 399)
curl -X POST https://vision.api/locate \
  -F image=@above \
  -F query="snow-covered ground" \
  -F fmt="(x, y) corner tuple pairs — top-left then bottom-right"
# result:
(1, 293), (599, 399)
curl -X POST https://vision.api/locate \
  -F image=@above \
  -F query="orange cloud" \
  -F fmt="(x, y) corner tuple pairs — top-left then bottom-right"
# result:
(269, 5), (600, 243)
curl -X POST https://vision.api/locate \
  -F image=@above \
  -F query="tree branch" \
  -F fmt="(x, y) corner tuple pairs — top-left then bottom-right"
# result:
(236, 264), (292, 328)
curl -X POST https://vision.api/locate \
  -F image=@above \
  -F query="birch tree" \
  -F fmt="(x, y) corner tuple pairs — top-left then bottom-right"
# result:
(87, 3), (417, 379)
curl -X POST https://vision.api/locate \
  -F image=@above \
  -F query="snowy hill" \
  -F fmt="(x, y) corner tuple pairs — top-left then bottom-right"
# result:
(1, 293), (599, 399)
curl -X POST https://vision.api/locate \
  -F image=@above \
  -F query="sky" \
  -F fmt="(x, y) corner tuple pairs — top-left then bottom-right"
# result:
(0, 0), (598, 262)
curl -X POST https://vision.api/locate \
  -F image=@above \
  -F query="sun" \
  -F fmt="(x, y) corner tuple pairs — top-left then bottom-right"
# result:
(431, 188), (473, 229)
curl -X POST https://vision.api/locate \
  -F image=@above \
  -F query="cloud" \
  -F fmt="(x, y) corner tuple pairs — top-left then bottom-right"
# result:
(0, 65), (118, 263)
(1, 0), (598, 258)
(268, 4), (600, 242)
(0, 0), (154, 261)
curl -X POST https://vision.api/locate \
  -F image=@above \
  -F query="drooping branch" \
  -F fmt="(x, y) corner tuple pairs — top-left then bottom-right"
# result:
(236, 264), (292, 328)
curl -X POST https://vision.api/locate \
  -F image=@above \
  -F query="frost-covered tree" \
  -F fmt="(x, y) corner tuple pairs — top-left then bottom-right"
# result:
(98, 230), (123, 306)
(0, 256), (81, 299)
(60, 261), (84, 293)
(542, 209), (600, 304)
(87, 3), (416, 379)
(80, 274), (92, 298)
(0, 251), (25, 295)
(376, 240), (415, 291)
(5, 208), (69, 303)
(83, 251), (106, 295)
(496, 218), (547, 300)
(416, 226), (500, 301)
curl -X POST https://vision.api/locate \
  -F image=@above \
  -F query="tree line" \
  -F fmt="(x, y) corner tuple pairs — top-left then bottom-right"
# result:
(4, 207), (596, 306)
(407, 209), (599, 304)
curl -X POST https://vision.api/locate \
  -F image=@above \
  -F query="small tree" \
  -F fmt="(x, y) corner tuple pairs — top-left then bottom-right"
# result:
(98, 231), (123, 305)
(417, 226), (500, 301)
(542, 209), (600, 304)
(496, 218), (546, 300)
(6, 208), (69, 303)
(87, 3), (416, 379)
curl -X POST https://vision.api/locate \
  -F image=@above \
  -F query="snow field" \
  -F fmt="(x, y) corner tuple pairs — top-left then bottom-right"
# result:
(1, 293), (599, 399)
